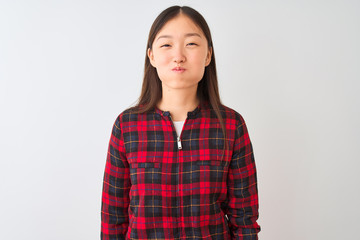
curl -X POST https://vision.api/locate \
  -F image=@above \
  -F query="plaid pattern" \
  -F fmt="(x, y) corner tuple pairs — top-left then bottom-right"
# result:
(101, 101), (260, 240)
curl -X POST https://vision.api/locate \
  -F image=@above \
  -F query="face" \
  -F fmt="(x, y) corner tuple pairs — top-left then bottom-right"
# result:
(148, 14), (212, 91)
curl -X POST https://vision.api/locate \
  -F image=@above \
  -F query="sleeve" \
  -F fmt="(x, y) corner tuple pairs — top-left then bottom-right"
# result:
(226, 114), (261, 240)
(101, 115), (131, 240)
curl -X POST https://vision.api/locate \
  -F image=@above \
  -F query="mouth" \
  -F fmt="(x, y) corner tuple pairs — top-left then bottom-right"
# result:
(172, 67), (186, 73)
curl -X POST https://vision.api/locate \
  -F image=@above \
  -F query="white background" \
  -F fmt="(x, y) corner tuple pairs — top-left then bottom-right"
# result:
(1, 0), (359, 239)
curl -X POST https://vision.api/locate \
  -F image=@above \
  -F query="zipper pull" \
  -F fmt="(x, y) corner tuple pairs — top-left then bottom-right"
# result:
(177, 136), (182, 150)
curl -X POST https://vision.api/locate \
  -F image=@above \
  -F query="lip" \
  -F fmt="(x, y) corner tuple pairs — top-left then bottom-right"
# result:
(172, 67), (186, 73)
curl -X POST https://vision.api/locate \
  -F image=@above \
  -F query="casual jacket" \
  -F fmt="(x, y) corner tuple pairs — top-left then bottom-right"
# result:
(101, 101), (261, 240)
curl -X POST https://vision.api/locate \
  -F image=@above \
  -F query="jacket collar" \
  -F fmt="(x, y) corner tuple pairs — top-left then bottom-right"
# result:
(153, 100), (209, 119)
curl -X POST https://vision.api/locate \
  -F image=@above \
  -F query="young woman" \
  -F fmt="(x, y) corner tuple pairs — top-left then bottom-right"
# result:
(101, 6), (260, 240)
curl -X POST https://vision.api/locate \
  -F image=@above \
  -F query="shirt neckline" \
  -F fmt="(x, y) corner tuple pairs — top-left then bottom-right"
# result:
(154, 100), (207, 119)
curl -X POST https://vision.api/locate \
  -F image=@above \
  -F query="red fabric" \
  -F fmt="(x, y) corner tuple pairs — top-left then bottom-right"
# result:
(101, 101), (260, 240)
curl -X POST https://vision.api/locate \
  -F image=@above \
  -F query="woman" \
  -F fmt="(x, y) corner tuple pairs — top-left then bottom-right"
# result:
(101, 6), (260, 240)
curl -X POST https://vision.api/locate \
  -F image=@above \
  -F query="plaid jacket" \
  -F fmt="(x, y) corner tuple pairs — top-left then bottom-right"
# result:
(101, 101), (260, 240)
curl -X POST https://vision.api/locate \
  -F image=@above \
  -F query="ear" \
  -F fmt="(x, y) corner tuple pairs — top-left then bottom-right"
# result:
(205, 47), (212, 67)
(147, 48), (156, 68)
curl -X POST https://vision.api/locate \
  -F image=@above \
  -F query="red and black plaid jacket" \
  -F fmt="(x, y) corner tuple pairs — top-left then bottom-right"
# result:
(101, 101), (260, 240)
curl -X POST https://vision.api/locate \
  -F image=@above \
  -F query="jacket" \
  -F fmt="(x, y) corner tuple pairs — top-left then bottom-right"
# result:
(101, 101), (260, 240)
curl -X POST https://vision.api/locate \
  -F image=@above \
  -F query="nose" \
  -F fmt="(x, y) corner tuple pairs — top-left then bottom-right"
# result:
(173, 46), (186, 64)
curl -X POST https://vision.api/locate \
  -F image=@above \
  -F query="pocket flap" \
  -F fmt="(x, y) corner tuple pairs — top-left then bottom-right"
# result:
(196, 160), (223, 166)
(132, 162), (161, 168)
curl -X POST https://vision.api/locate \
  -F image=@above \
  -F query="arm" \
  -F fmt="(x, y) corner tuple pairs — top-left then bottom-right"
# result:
(101, 115), (131, 240)
(226, 114), (261, 240)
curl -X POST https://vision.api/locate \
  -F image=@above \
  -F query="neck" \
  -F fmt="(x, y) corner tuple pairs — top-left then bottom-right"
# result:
(157, 84), (200, 121)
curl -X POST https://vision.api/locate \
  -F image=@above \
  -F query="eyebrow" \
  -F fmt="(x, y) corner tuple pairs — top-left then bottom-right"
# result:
(156, 33), (202, 42)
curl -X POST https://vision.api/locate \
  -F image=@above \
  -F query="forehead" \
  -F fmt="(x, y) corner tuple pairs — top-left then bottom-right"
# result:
(156, 14), (205, 38)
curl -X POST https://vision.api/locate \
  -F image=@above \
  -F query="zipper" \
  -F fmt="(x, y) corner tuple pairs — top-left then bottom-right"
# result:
(165, 112), (186, 238)
(168, 114), (183, 150)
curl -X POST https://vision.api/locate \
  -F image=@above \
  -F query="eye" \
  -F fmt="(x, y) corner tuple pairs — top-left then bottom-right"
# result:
(187, 42), (198, 46)
(160, 44), (171, 48)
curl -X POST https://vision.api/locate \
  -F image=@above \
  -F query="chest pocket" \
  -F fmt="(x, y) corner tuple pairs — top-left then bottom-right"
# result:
(193, 159), (229, 188)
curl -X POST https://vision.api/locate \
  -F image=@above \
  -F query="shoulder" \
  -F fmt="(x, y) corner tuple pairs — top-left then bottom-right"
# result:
(115, 105), (153, 125)
(217, 104), (247, 126)
(200, 102), (248, 132)
(118, 105), (139, 119)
